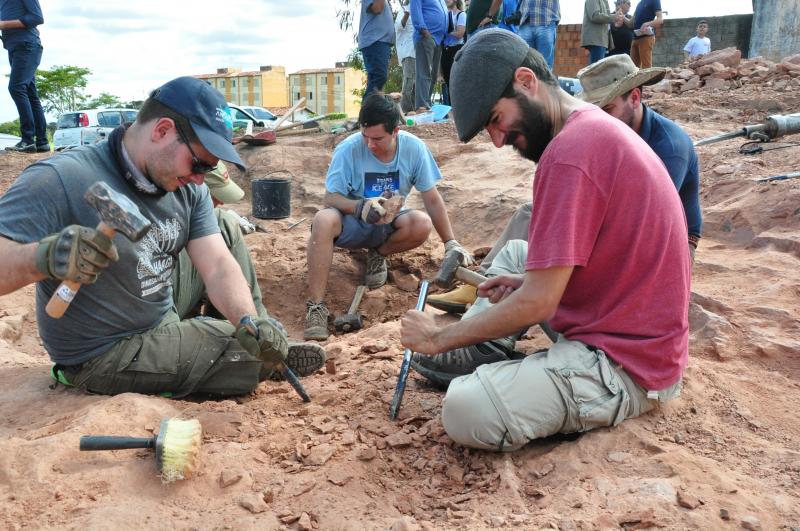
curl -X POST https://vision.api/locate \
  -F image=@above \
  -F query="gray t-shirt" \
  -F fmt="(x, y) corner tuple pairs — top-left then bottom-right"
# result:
(358, 0), (395, 49)
(0, 142), (219, 365)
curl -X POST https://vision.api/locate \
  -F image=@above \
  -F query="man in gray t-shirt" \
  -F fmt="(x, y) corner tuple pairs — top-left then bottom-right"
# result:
(0, 76), (324, 398)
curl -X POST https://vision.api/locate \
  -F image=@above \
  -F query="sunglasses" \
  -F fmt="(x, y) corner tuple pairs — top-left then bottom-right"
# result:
(175, 125), (216, 175)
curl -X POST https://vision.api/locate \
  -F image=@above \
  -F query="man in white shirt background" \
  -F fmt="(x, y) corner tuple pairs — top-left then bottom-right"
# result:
(683, 20), (710, 61)
(395, 0), (416, 112)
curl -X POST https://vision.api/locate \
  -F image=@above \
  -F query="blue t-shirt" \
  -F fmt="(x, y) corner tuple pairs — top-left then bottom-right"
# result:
(0, 142), (219, 364)
(633, 0), (661, 34)
(358, 0), (395, 49)
(326, 130), (441, 201)
(0, 0), (43, 50)
(410, 0), (448, 44)
(640, 105), (702, 237)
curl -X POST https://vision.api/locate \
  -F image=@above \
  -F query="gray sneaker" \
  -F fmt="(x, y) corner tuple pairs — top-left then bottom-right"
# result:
(365, 248), (388, 289)
(267, 342), (327, 381)
(304, 300), (330, 340)
(410, 340), (515, 389)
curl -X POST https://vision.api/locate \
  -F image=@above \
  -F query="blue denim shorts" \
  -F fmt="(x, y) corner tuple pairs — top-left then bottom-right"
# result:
(334, 210), (409, 249)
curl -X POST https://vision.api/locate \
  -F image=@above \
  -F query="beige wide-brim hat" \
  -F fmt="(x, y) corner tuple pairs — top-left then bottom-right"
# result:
(576, 54), (666, 108)
(204, 161), (245, 204)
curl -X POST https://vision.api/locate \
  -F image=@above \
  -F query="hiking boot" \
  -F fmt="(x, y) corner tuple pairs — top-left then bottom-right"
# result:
(36, 143), (51, 153)
(427, 284), (478, 314)
(5, 140), (36, 153)
(410, 340), (515, 389)
(304, 300), (330, 340)
(364, 248), (388, 289)
(267, 342), (327, 381)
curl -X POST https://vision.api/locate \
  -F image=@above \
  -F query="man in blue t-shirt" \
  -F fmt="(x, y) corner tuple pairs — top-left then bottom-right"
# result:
(304, 93), (469, 340)
(630, 0), (662, 68)
(0, 0), (48, 153)
(0, 77), (325, 398)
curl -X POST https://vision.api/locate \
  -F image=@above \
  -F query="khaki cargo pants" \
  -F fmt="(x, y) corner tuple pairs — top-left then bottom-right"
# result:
(441, 240), (682, 451)
(62, 209), (269, 398)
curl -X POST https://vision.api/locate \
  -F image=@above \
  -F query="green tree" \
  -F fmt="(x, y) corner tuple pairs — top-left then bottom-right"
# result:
(35, 65), (92, 116)
(83, 91), (123, 109)
(0, 119), (20, 137)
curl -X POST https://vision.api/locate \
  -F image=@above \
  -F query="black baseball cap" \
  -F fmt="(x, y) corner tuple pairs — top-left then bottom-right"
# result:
(150, 76), (246, 171)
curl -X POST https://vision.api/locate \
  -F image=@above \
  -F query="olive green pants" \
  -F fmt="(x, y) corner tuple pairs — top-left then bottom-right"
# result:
(62, 209), (269, 398)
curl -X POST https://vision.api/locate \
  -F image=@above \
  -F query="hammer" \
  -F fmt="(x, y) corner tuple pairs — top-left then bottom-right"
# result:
(433, 248), (485, 290)
(46, 182), (152, 319)
(433, 248), (559, 342)
(334, 285), (367, 334)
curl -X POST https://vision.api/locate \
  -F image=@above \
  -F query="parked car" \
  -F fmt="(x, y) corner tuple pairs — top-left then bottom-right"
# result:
(240, 105), (278, 122)
(227, 103), (293, 129)
(53, 108), (138, 150)
(0, 133), (22, 150)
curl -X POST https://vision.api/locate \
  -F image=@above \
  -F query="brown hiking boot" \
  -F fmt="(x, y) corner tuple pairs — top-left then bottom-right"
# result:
(304, 300), (330, 341)
(364, 248), (388, 289)
(426, 284), (478, 314)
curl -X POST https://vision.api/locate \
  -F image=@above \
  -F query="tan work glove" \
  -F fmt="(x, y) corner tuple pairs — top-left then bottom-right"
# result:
(444, 239), (476, 266)
(35, 225), (119, 284)
(235, 315), (289, 370)
(354, 198), (387, 224)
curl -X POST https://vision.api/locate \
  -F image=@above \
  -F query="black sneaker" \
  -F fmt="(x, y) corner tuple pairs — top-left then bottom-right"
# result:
(36, 143), (51, 153)
(5, 141), (36, 153)
(410, 340), (515, 389)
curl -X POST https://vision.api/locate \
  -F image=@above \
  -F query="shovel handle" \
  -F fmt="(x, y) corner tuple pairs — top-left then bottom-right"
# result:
(45, 222), (117, 319)
(80, 435), (155, 451)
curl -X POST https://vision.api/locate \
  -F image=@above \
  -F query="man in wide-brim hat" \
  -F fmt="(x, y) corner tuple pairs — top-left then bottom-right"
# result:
(577, 54), (702, 255)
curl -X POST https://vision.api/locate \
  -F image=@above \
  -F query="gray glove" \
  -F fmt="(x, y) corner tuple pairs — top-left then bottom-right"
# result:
(235, 315), (289, 370)
(444, 239), (475, 267)
(354, 198), (386, 224)
(35, 225), (119, 284)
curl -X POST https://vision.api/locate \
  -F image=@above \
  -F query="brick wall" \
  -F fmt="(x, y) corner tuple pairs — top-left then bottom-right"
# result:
(552, 14), (753, 77)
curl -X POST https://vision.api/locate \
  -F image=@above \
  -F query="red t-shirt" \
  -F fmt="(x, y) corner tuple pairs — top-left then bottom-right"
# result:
(526, 107), (690, 390)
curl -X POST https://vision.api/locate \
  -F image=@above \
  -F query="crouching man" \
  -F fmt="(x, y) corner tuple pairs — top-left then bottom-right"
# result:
(401, 30), (690, 451)
(304, 92), (469, 340)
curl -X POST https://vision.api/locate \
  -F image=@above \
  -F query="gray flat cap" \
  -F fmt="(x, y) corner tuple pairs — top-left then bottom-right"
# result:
(450, 29), (530, 142)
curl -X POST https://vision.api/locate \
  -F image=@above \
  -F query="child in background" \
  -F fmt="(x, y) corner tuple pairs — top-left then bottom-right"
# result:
(683, 20), (711, 61)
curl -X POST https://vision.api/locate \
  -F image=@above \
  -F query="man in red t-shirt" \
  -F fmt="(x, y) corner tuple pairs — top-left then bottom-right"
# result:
(400, 29), (690, 451)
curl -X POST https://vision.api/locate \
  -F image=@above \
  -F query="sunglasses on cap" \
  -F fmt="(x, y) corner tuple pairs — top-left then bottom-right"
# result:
(175, 124), (216, 175)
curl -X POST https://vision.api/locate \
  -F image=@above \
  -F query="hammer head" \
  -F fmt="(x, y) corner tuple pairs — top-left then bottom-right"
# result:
(85, 182), (152, 241)
(334, 313), (363, 334)
(434, 248), (466, 289)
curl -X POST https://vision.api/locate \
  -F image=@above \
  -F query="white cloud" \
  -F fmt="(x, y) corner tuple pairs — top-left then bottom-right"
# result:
(0, 0), (752, 123)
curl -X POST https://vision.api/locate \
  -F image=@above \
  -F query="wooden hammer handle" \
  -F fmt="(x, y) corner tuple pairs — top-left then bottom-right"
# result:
(454, 267), (488, 287)
(45, 222), (117, 319)
(348, 285), (367, 314)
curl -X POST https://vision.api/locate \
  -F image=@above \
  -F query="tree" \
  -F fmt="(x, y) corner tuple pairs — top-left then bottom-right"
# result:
(0, 119), (20, 137)
(83, 92), (123, 109)
(35, 65), (92, 116)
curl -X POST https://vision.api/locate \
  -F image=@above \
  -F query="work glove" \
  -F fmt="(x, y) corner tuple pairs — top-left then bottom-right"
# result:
(444, 239), (476, 267)
(354, 198), (386, 224)
(35, 225), (119, 284)
(235, 315), (289, 370)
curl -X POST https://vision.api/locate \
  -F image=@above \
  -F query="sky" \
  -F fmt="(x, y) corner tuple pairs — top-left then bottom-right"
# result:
(0, 0), (753, 124)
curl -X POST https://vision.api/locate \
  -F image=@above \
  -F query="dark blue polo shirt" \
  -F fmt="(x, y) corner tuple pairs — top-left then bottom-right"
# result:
(640, 104), (702, 237)
(633, 0), (660, 35)
(0, 0), (43, 50)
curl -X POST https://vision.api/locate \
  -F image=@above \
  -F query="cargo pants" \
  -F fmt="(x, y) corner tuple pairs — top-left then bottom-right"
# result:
(61, 209), (270, 398)
(441, 239), (682, 451)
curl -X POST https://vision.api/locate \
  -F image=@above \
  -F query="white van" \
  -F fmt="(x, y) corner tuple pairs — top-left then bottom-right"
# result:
(53, 108), (138, 150)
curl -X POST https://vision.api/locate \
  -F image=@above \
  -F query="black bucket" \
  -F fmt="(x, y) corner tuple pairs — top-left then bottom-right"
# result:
(252, 178), (291, 219)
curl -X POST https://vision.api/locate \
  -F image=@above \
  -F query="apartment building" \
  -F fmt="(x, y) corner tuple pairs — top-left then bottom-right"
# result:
(288, 63), (366, 118)
(195, 66), (289, 107)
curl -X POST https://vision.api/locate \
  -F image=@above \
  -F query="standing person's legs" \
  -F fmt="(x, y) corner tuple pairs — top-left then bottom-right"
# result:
(7, 43), (41, 146)
(637, 35), (655, 68)
(361, 41), (391, 102)
(414, 36), (436, 109)
(587, 45), (607, 64)
(429, 44), (442, 104)
(519, 23), (557, 70)
(630, 38), (642, 67)
(400, 57), (416, 113)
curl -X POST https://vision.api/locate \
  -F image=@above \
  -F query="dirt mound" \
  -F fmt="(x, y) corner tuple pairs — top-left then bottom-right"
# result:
(0, 78), (799, 529)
